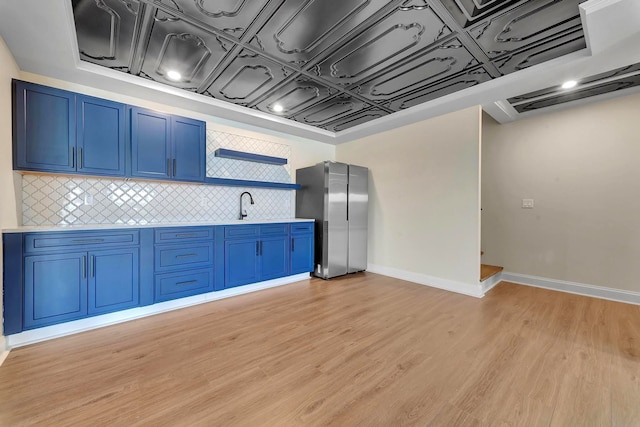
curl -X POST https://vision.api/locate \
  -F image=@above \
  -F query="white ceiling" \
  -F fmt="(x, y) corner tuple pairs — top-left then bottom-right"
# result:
(1, 0), (639, 145)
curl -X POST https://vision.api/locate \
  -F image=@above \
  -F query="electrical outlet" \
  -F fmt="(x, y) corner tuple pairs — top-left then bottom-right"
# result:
(522, 199), (534, 209)
(83, 193), (94, 206)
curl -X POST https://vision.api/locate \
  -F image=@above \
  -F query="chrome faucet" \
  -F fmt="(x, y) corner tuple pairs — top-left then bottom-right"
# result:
(239, 191), (254, 220)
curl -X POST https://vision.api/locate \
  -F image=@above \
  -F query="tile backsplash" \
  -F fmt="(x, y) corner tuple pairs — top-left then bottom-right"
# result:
(22, 129), (294, 226)
(206, 129), (291, 183)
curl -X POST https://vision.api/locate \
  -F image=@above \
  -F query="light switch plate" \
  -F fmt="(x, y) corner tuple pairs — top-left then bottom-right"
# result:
(522, 199), (534, 209)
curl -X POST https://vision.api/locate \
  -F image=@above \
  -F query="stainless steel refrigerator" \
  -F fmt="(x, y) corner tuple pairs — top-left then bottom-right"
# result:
(295, 161), (368, 279)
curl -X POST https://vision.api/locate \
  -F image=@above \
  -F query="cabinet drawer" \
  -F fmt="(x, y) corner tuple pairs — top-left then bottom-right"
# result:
(260, 224), (288, 236)
(224, 225), (259, 239)
(155, 269), (214, 302)
(154, 227), (213, 243)
(290, 222), (314, 234)
(154, 243), (213, 272)
(25, 230), (139, 253)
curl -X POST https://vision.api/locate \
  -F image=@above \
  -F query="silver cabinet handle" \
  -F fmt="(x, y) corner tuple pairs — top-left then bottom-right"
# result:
(173, 159), (177, 177)
(89, 255), (95, 277)
(71, 239), (105, 244)
(78, 147), (83, 169)
(175, 253), (197, 259)
(176, 280), (197, 286)
(81, 255), (86, 278)
(71, 147), (75, 168)
(176, 233), (197, 238)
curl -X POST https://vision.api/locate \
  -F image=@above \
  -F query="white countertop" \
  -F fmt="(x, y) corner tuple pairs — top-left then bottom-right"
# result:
(2, 218), (315, 233)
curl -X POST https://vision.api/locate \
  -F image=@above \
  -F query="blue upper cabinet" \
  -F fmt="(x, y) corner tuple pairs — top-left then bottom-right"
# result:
(77, 95), (126, 176)
(14, 81), (76, 172)
(130, 107), (172, 180)
(131, 107), (205, 183)
(14, 81), (206, 183)
(14, 81), (126, 176)
(172, 116), (206, 182)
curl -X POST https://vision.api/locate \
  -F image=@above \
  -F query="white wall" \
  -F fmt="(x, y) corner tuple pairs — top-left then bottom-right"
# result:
(337, 106), (482, 289)
(482, 92), (640, 292)
(0, 37), (21, 354)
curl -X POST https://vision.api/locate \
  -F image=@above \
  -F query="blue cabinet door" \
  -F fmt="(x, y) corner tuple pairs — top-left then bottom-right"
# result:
(291, 234), (314, 274)
(225, 238), (260, 288)
(14, 81), (76, 172)
(172, 116), (205, 182)
(77, 95), (125, 176)
(24, 252), (87, 329)
(260, 236), (289, 280)
(130, 107), (171, 179)
(88, 248), (139, 315)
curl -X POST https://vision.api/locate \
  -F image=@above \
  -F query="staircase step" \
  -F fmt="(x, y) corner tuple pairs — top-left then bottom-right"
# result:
(480, 264), (503, 282)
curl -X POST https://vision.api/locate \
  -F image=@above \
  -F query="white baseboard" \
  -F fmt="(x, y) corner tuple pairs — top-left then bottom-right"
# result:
(502, 272), (640, 306)
(6, 273), (311, 348)
(367, 263), (484, 298)
(481, 271), (503, 294)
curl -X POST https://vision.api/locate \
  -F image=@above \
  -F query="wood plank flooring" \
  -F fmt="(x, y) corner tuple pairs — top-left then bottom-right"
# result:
(1, 272), (639, 426)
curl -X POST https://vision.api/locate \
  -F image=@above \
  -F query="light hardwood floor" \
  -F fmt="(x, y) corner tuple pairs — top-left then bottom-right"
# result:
(1, 273), (639, 426)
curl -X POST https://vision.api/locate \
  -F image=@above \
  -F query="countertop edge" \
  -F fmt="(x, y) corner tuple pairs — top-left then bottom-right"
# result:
(2, 218), (316, 233)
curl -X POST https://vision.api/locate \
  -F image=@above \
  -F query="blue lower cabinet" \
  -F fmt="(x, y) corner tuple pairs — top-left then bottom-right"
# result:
(22, 242), (141, 330)
(224, 223), (302, 288)
(225, 238), (260, 288)
(155, 269), (214, 302)
(24, 252), (88, 329)
(291, 233), (314, 274)
(260, 236), (289, 280)
(5, 223), (313, 334)
(88, 248), (139, 315)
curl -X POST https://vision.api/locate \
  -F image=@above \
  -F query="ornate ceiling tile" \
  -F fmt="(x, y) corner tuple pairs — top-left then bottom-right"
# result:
(139, 12), (228, 89)
(249, 0), (399, 67)
(205, 50), (295, 106)
(321, 107), (389, 132)
(163, 0), (273, 38)
(508, 61), (640, 113)
(310, 2), (450, 86)
(492, 28), (586, 74)
(290, 96), (371, 126)
(386, 67), (492, 111)
(252, 76), (337, 117)
(73, 0), (140, 70)
(468, 0), (586, 60)
(352, 37), (478, 103)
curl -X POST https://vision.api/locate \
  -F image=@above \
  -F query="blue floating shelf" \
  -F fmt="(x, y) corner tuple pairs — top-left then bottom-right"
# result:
(204, 177), (300, 190)
(214, 148), (288, 165)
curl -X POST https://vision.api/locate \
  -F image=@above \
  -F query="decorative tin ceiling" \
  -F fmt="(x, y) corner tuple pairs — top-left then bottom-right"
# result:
(508, 62), (640, 113)
(72, 0), (588, 132)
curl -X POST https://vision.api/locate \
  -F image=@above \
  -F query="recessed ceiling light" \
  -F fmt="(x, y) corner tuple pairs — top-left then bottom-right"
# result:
(561, 80), (577, 89)
(166, 70), (182, 81)
(272, 104), (284, 113)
